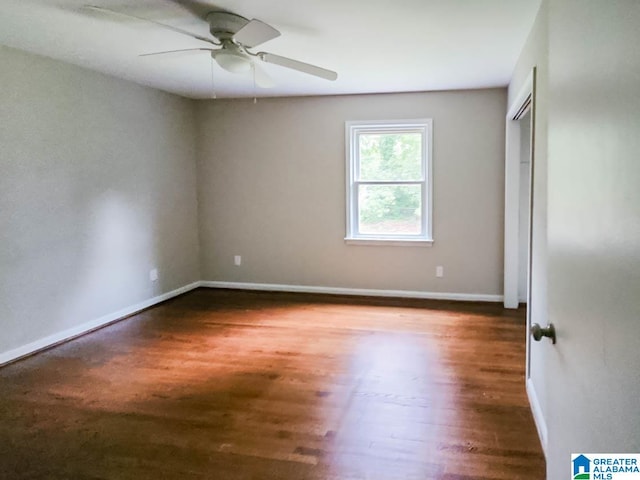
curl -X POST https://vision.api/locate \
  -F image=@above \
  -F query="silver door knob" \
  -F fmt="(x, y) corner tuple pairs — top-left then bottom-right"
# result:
(531, 323), (556, 344)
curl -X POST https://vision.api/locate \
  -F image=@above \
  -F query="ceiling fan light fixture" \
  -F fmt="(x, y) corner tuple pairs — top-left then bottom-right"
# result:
(213, 50), (252, 74)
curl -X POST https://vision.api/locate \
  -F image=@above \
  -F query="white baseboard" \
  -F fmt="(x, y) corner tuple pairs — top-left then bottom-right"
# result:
(0, 281), (201, 366)
(201, 281), (503, 303)
(526, 377), (548, 457)
(0, 280), (502, 366)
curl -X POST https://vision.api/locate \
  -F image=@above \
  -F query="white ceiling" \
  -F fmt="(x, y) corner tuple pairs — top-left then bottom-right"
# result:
(0, 0), (541, 99)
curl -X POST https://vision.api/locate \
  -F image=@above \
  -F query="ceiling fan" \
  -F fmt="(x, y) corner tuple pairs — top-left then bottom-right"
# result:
(84, 6), (338, 88)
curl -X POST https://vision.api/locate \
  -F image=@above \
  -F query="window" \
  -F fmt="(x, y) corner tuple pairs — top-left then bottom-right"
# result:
(345, 119), (433, 246)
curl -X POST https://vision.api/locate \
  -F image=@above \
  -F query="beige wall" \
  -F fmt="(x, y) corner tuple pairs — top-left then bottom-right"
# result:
(0, 46), (200, 358)
(196, 89), (506, 295)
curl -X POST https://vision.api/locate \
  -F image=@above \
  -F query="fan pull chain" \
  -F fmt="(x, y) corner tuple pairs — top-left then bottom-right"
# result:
(210, 57), (217, 99)
(252, 64), (258, 104)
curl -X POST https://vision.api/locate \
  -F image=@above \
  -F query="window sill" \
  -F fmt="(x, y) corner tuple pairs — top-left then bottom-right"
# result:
(344, 238), (434, 247)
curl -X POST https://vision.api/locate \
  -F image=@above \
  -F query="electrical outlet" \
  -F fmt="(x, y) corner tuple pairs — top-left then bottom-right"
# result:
(150, 268), (159, 282)
(436, 266), (444, 278)
(234, 255), (242, 266)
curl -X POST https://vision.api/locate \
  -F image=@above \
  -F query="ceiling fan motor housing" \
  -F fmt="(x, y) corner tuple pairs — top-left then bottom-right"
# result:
(206, 11), (249, 42)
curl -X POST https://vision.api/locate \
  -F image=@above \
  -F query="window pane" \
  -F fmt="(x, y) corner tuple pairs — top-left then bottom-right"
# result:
(358, 184), (422, 235)
(358, 132), (422, 181)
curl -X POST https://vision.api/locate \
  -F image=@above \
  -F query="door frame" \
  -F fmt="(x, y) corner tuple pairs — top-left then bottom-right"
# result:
(504, 68), (536, 312)
(504, 68), (536, 384)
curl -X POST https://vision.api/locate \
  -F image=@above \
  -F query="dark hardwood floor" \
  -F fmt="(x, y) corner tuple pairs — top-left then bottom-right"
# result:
(0, 288), (545, 479)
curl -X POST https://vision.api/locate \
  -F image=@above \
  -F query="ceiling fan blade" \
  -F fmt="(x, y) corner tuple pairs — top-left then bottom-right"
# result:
(252, 63), (275, 89)
(83, 5), (219, 46)
(258, 52), (337, 81)
(233, 19), (280, 48)
(139, 48), (215, 57)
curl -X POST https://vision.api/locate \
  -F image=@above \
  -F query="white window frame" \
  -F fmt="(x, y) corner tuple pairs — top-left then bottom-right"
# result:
(345, 119), (433, 246)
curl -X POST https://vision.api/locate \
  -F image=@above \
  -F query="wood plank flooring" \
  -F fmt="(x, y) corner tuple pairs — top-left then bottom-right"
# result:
(0, 289), (545, 479)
